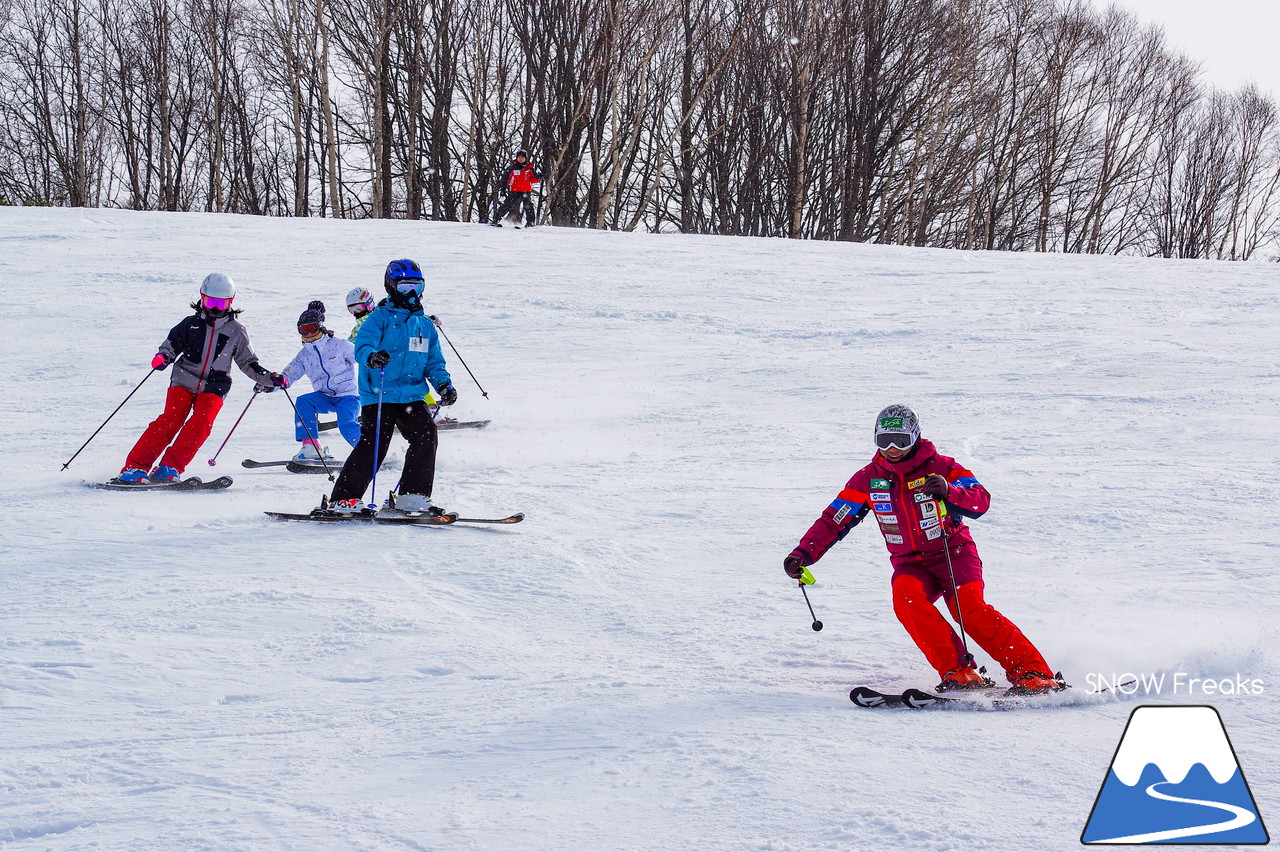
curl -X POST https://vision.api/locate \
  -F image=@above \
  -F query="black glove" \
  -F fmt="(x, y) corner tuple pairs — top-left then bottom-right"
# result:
(922, 474), (949, 499)
(783, 555), (806, 580)
(367, 351), (391, 368)
(271, 372), (290, 388)
(438, 384), (458, 406)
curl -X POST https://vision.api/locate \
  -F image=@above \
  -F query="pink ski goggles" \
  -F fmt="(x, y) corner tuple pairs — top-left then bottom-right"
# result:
(201, 294), (234, 311)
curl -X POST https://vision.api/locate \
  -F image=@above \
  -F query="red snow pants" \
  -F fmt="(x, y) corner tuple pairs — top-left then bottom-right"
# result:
(124, 385), (224, 474)
(891, 573), (1052, 683)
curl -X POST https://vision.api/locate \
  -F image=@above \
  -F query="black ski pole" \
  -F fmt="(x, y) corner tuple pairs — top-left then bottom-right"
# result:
(282, 385), (336, 481)
(797, 567), (823, 631)
(61, 367), (156, 470)
(938, 502), (974, 667)
(207, 386), (263, 467)
(434, 324), (489, 399)
(368, 365), (386, 501)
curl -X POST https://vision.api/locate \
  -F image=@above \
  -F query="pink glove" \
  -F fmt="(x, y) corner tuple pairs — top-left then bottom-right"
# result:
(151, 353), (170, 370)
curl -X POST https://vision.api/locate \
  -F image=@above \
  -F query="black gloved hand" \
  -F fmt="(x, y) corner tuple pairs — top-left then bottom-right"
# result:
(271, 372), (289, 388)
(783, 555), (806, 580)
(438, 384), (458, 406)
(367, 351), (391, 368)
(923, 474), (949, 499)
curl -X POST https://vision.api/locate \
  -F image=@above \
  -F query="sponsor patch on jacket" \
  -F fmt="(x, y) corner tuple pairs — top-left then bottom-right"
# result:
(914, 493), (932, 503)
(885, 534), (904, 544)
(869, 492), (891, 502)
(908, 477), (926, 489)
(409, 335), (430, 353)
(873, 502), (893, 513)
(926, 527), (942, 540)
(919, 517), (939, 530)
(920, 502), (937, 518)
(833, 504), (851, 523)
(871, 478), (890, 489)
(880, 524), (899, 533)
(876, 514), (898, 524)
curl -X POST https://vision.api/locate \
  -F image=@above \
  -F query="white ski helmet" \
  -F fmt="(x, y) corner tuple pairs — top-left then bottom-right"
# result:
(200, 272), (236, 300)
(874, 404), (920, 452)
(346, 286), (375, 317)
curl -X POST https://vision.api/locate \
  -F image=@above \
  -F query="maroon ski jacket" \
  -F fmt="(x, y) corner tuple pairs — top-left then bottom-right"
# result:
(789, 439), (991, 570)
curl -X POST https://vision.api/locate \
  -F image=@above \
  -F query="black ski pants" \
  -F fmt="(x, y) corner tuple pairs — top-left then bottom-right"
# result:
(331, 401), (438, 502)
(493, 190), (535, 226)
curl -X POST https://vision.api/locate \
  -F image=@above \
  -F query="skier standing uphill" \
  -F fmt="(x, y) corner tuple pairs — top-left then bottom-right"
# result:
(118, 274), (284, 483)
(325, 259), (458, 514)
(280, 307), (359, 458)
(784, 405), (1062, 694)
(489, 149), (543, 228)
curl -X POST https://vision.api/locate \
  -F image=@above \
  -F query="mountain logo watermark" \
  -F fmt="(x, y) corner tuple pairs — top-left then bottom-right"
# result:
(1082, 705), (1269, 845)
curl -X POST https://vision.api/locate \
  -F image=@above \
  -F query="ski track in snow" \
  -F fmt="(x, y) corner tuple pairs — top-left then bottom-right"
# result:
(1, 207), (1277, 850)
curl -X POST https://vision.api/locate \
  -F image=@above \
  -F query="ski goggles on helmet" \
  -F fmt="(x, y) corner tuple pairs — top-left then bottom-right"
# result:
(201, 294), (234, 311)
(393, 278), (425, 298)
(298, 323), (323, 337)
(875, 432), (917, 452)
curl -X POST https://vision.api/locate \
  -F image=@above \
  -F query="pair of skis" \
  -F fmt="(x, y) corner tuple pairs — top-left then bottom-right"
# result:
(264, 508), (523, 526)
(850, 671), (1073, 711)
(88, 476), (234, 491)
(849, 685), (1053, 710)
(315, 418), (489, 433)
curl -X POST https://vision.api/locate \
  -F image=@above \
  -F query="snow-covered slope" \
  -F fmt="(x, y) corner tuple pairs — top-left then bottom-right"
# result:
(1, 207), (1276, 850)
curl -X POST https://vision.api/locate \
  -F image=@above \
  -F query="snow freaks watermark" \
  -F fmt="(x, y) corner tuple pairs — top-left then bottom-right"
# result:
(1086, 673), (1265, 697)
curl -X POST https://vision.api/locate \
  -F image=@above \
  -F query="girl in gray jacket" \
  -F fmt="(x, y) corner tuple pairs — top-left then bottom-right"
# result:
(118, 274), (284, 483)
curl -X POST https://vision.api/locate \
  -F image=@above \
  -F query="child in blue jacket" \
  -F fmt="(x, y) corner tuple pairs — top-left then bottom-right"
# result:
(326, 260), (457, 514)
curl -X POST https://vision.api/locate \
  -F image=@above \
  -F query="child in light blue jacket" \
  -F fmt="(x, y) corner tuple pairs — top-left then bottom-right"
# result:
(281, 306), (360, 458)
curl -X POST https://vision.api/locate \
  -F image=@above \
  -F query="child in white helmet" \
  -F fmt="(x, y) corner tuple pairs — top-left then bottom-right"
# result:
(118, 274), (283, 483)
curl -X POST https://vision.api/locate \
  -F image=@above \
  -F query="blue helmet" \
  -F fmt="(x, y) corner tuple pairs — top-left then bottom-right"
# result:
(384, 258), (425, 310)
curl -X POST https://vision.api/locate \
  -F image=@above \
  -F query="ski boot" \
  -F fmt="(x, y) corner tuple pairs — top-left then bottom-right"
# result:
(150, 465), (181, 483)
(383, 492), (444, 517)
(293, 441), (333, 461)
(117, 468), (149, 484)
(1007, 671), (1069, 696)
(312, 496), (366, 517)
(937, 665), (996, 692)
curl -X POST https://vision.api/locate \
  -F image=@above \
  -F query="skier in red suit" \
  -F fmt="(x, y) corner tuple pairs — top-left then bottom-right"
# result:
(489, 149), (543, 228)
(784, 405), (1062, 694)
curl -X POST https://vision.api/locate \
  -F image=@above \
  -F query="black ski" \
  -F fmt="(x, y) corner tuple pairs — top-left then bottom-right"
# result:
(264, 509), (523, 526)
(88, 476), (234, 491)
(264, 509), (457, 525)
(240, 458), (337, 474)
(437, 419), (490, 431)
(285, 461), (338, 475)
(849, 687), (912, 708)
(851, 681), (1071, 711)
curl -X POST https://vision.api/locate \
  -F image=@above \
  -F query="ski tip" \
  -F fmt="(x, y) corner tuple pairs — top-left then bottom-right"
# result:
(849, 687), (891, 708)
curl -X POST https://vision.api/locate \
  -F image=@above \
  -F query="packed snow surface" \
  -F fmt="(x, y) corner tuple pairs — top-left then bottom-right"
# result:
(1, 208), (1277, 850)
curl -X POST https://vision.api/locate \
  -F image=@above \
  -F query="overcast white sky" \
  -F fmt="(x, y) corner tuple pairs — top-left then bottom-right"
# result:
(1099, 0), (1280, 97)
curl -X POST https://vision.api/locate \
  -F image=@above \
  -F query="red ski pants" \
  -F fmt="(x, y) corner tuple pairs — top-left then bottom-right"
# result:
(891, 574), (1052, 682)
(124, 386), (224, 474)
